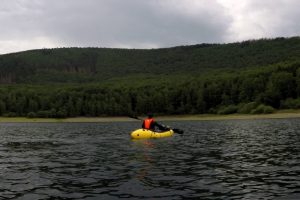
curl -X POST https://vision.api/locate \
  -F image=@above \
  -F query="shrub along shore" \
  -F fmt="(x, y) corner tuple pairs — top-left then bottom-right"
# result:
(1, 110), (300, 122)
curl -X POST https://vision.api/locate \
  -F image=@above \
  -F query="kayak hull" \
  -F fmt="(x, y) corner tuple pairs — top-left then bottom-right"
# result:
(131, 129), (174, 139)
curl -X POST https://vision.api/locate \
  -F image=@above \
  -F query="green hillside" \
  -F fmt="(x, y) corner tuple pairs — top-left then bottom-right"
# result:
(0, 37), (299, 84)
(0, 37), (299, 117)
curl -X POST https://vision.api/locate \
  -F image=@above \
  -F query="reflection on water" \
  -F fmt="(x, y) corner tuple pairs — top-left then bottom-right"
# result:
(0, 119), (299, 199)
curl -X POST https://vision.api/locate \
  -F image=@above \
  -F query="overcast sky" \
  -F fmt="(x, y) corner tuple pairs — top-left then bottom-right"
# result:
(1, 0), (299, 54)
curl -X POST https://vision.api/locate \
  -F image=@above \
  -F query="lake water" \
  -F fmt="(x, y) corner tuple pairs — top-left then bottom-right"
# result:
(0, 119), (299, 199)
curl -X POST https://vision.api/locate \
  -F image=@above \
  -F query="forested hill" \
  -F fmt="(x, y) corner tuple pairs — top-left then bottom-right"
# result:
(0, 37), (300, 118)
(0, 37), (299, 84)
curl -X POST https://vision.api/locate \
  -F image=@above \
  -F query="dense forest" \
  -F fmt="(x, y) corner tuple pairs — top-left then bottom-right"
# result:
(0, 37), (299, 117)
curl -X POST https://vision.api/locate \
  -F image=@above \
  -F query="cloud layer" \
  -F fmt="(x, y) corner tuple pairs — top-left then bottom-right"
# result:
(0, 0), (299, 54)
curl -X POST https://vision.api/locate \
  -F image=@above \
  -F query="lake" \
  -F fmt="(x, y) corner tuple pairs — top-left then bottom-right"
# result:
(0, 119), (299, 199)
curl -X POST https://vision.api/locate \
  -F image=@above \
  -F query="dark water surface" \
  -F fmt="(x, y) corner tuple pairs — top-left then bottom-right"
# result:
(0, 119), (299, 199)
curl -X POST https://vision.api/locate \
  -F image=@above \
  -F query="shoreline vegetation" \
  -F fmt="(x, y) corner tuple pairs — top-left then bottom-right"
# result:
(0, 38), (299, 120)
(1, 110), (300, 123)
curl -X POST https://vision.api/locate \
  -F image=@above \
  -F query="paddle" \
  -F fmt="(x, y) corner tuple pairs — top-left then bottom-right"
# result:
(129, 115), (184, 134)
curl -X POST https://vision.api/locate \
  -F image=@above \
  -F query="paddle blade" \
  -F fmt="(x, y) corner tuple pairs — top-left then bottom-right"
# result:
(173, 128), (184, 134)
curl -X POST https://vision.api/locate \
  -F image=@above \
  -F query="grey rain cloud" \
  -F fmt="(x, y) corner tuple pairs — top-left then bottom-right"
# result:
(0, 0), (299, 54)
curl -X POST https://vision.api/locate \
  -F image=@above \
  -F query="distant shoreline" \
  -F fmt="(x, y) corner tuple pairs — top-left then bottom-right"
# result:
(1, 110), (300, 122)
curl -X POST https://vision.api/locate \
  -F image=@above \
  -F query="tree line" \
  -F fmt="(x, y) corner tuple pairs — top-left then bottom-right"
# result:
(0, 61), (300, 118)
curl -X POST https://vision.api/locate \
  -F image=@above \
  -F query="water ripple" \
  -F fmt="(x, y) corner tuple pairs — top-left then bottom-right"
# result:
(0, 120), (299, 199)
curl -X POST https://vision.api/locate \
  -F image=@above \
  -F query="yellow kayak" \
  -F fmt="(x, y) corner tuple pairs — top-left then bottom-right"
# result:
(131, 129), (174, 139)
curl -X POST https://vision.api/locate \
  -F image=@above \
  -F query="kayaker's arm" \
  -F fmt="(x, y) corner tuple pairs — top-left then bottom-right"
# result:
(155, 121), (170, 131)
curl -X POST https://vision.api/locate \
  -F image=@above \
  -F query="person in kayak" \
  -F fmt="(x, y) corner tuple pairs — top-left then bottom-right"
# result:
(142, 114), (167, 131)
